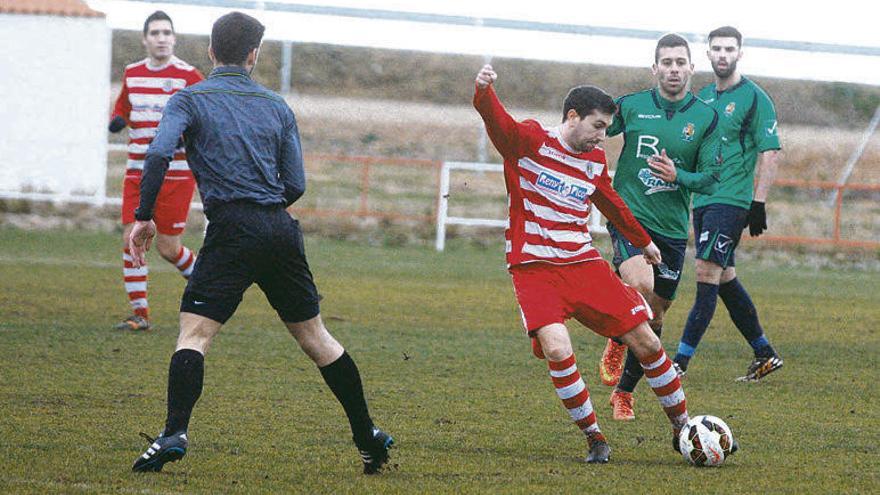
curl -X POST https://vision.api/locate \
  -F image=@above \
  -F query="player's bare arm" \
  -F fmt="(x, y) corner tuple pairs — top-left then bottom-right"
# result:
(748, 149), (780, 236)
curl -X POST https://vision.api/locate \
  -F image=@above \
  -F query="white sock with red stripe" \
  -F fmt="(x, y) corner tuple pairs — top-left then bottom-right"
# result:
(548, 354), (605, 445)
(640, 349), (689, 428)
(123, 247), (149, 319)
(172, 246), (196, 279)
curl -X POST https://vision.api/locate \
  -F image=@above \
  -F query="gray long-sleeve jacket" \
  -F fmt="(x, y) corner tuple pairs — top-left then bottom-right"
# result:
(135, 65), (305, 221)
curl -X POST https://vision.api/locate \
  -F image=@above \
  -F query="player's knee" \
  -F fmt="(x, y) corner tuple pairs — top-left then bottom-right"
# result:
(538, 335), (572, 361)
(694, 260), (722, 283)
(622, 322), (661, 357)
(632, 279), (653, 296)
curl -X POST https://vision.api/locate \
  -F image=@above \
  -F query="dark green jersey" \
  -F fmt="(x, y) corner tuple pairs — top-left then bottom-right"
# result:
(695, 77), (781, 209)
(608, 89), (722, 239)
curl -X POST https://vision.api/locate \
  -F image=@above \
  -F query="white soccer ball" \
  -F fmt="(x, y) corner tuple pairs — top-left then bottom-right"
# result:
(678, 415), (736, 467)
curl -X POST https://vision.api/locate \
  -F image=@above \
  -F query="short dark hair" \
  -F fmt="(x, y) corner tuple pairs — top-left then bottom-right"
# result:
(708, 26), (743, 47)
(562, 86), (616, 122)
(210, 12), (266, 66)
(143, 11), (173, 36)
(655, 33), (691, 63)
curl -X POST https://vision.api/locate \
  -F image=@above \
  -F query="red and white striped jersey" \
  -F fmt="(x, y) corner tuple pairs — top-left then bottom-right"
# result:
(474, 85), (651, 267)
(111, 56), (204, 178)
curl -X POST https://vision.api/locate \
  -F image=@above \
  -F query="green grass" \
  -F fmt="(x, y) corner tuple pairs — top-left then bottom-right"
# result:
(0, 228), (878, 494)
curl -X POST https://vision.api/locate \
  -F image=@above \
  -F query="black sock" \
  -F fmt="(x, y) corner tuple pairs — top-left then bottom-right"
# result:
(617, 325), (662, 393)
(164, 349), (204, 435)
(718, 278), (775, 357)
(319, 351), (375, 446)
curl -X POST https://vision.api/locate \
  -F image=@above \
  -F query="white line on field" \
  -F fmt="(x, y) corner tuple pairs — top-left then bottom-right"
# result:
(0, 256), (179, 273)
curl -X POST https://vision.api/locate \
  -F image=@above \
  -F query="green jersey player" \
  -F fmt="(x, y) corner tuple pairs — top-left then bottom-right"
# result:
(598, 33), (723, 421)
(673, 26), (783, 382)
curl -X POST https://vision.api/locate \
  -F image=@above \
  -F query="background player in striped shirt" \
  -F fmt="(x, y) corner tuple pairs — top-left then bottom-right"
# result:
(673, 26), (783, 381)
(597, 34), (723, 421)
(109, 11), (204, 331)
(474, 65), (690, 464)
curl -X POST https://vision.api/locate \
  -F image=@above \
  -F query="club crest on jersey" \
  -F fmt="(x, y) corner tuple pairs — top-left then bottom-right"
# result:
(724, 102), (736, 116)
(681, 123), (695, 142)
(162, 79), (175, 93)
(638, 168), (678, 195)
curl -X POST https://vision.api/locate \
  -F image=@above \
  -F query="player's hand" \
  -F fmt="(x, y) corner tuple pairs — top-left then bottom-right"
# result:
(647, 149), (677, 183)
(475, 64), (497, 88)
(642, 241), (662, 265)
(108, 115), (127, 133)
(747, 200), (767, 237)
(128, 220), (157, 268)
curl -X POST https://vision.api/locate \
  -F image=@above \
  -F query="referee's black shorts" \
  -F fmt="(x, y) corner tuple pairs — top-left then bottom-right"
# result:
(180, 201), (321, 324)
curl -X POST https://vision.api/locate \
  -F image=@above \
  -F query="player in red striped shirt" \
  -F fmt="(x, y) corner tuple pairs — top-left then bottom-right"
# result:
(474, 65), (690, 463)
(109, 11), (204, 331)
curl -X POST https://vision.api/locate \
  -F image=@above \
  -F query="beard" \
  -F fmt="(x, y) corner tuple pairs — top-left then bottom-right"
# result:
(713, 59), (737, 78)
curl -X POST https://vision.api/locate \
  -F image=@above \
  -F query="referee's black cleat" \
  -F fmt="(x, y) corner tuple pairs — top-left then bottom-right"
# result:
(132, 430), (188, 472)
(357, 427), (394, 474)
(586, 440), (611, 464)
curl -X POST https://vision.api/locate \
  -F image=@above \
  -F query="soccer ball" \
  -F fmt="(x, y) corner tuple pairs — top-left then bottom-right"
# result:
(678, 415), (736, 467)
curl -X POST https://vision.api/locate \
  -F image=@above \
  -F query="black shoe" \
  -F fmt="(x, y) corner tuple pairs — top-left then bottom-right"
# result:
(357, 427), (394, 474)
(736, 354), (783, 382)
(586, 441), (611, 463)
(673, 361), (687, 378)
(132, 431), (188, 472)
(673, 428), (682, 454)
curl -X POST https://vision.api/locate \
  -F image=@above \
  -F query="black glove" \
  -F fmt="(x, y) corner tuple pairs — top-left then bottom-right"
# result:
(108, 115), (127, 133)
(747, 200), (767, 237)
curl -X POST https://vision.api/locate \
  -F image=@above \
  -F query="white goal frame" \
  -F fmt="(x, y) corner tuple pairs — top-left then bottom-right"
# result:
(435, 161), (609, 251)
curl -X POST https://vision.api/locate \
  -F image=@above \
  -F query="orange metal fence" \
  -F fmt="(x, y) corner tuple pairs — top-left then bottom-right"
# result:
(746, 179), (880, 249)
(292, 155), (878, 249)
(292, 153), (442, 223)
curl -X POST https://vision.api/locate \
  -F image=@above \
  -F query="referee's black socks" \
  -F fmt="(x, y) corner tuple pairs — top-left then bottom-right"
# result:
(164, 348), (204, 435)
(319, 351), (375, 447)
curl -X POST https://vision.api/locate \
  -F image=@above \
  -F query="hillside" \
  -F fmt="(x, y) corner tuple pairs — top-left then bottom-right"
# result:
(111, 31), (880, 130)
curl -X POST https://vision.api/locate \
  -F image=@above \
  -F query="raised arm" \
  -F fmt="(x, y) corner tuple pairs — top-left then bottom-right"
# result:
(472, 65), (527, 160)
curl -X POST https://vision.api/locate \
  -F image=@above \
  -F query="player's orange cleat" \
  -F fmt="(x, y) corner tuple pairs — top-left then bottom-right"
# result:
(114, 315), (152, 331)
(609, 390), (635, 421)
(598, 339), (626, 386)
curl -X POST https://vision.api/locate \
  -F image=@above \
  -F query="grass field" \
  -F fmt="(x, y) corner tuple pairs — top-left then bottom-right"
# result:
(1, 228), (878, 494)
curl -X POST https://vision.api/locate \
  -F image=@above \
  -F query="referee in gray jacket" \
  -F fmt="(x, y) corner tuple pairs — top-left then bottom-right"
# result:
(128, 11), (393, 475)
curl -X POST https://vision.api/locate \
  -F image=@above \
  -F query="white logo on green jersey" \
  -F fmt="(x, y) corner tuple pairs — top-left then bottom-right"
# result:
(636, 135), (660, 159)
(766, 121), (778, 136)
(638, 168), (678, 195)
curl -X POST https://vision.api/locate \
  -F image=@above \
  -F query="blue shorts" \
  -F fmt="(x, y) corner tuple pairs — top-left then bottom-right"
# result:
(608, 222), (687, 301)
(693, 203), (748, 269)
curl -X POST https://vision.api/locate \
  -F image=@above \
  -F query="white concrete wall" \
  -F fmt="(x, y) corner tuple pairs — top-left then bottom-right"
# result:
(0, 14), (110, 196)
